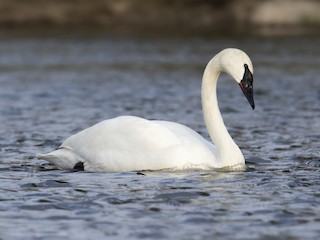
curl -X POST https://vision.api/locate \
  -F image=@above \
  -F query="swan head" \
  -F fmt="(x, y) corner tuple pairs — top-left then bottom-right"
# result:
(218, 48), (255, 109)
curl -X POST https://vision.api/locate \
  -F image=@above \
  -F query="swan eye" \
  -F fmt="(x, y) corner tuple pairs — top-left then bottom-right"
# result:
(239, 64), (255, 109)
(242, 64), (253, 85)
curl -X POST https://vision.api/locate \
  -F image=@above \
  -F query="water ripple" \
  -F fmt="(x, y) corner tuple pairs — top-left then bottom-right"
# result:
(0, 36), (320, 239)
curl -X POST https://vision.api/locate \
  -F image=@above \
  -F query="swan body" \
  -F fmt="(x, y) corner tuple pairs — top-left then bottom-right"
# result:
(38, 48), (255, 172)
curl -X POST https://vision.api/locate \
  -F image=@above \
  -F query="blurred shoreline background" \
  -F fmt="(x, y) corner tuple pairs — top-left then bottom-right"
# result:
(0, 0), (319, 36)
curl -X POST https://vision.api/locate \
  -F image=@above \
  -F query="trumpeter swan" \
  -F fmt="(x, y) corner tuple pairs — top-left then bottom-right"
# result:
(38, 48), (255, 172)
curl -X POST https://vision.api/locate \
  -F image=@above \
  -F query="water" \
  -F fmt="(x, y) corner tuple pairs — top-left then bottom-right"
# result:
(0, 34), (319, 239)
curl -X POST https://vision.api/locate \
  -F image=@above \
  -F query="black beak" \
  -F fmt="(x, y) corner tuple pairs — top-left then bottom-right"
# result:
(239, 64), (255, 110)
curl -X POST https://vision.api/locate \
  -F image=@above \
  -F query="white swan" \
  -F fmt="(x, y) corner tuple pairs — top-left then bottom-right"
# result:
(38, 48), (255, 172)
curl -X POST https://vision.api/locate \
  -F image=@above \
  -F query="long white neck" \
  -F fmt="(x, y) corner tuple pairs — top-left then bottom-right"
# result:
(201, 56), (245, 168)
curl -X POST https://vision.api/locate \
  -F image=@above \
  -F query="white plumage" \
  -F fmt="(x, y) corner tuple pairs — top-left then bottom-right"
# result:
(38, 48), (255, 172)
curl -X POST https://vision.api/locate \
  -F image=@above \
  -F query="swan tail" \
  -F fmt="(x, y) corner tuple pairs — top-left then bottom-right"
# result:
(37, 148), (83, 170)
